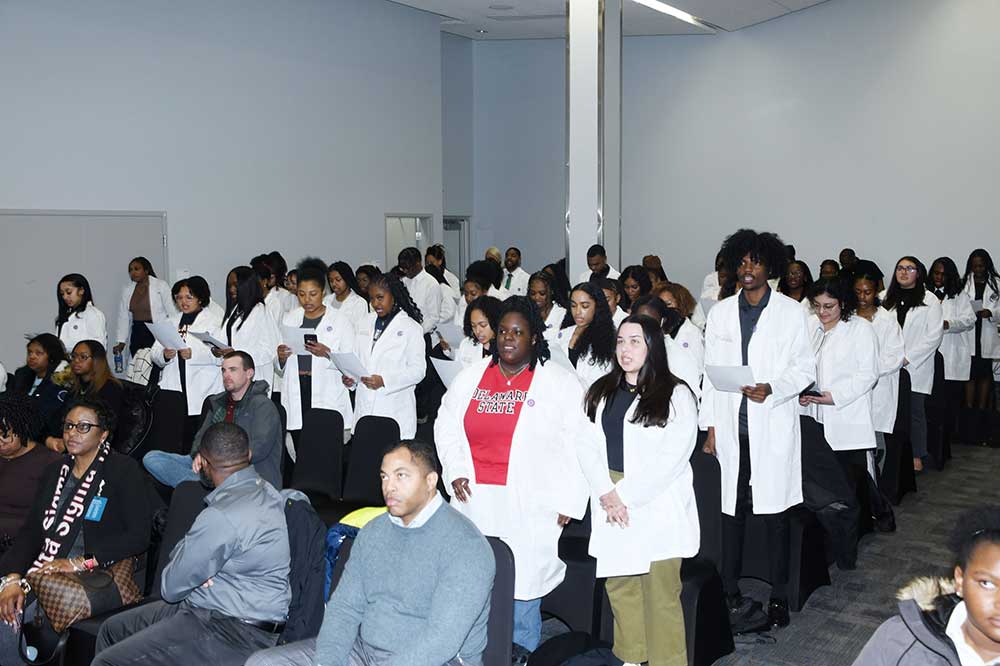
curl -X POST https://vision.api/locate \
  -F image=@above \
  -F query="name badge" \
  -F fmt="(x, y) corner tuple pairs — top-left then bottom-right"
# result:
(85, 497), (108, 522)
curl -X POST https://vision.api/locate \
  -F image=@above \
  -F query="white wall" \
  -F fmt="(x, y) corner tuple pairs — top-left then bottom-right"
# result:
(442, 33), (474, 218)
(0, 0), (443, 300)
(473, 39), (566, 273)
(464, 0), (1000, 290)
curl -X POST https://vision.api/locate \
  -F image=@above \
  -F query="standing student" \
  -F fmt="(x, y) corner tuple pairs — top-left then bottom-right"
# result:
(113, 257), (176, 361)
(443, 296), (501, 368)
(216, 266), (281, 394)
(354, 265), (380, 300)
(621, 265), (653, 313)
(556, 282), (617, 390)
(426, 264), (457, 329)
(575, 315), (700, 666)
(928, 257), (976, 447)
(854, 272), (906, 470)
(528, 271), (567, 341)
(592, 276), (628, 327)
(425, 244), (461, 299)
(642, 255), (668, 289)
(655, 282), (707, 331)
(187, 275), (225, 322)
(399, 247), (442, 335)
(323, 261), (370, 337)
(343, 273), (426, 439)
(819, 259), (840, 281)
(56, 273), (107, 352)
(700, 252), (728, 302)
(961, 249), (1000, 445)
(484, 247), (503, 266)
(578, 244), (620, 284)
(777, 260), (814, 305)
(631, 296), (703, 398)
(700, 229), (815, 631)
(881, 256), (944, 471)
(149, 278), (222, 455)
(277, 259), (354, 454)
(502, 247), (531, 296)
(435, 297), (590, 659)
(799, 278), (879, 570)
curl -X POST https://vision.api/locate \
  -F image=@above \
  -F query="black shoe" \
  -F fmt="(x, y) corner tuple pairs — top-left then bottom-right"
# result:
(511, 643), (532, 665)
(767, 598), (790, 628)
(727, 594), (769, 634)
(875, 512), (896, 533)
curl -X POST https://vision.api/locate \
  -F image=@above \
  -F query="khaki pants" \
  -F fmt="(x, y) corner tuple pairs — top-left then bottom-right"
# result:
(603, 471), (687, 666)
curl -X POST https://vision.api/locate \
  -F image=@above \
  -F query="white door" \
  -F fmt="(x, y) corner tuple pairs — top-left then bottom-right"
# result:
(384, 215), (431, 269)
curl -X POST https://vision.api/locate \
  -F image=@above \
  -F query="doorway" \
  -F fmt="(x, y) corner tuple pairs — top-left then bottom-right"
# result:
(442, 216), (470, 282)
(384, 215), (432, 270)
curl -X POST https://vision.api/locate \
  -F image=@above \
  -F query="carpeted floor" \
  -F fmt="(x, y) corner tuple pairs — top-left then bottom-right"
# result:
(714, 443), (1000, 666)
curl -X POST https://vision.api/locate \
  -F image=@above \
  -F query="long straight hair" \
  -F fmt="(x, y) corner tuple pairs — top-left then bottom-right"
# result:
(327, 261), (367, 301)
(963, 248), (1000, 294)
(584, 314), (685, 428)
(561, 282), (616, 367)
(883, 256), (928, 311)
(70, 340), (120, 394)
(55, 274), (95, 329)
(225, 266), (265, 330)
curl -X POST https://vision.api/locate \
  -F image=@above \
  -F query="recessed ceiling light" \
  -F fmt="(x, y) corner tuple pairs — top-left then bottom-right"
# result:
(488, 3), (514, 9)
(476, 28), (489, 34)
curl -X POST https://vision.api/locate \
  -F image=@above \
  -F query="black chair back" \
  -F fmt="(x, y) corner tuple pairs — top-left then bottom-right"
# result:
(329, 536), (354, 593)
(151, 480), (209, 594)
(484, 537), (515, 666)
(342, 416), (400, 504)
(689, 448), (723, 568)
(292, 409), (345, 500)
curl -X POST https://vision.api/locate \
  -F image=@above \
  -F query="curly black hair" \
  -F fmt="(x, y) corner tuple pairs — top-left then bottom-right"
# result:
(369, 272), (423, 324)
(463, 296), (502, 341)
(296, 257), (329, 291)
(489, 296), (550, 370)
(926, 257), (963, 298)
(560, 282), (616, 368)
(0, 394), (45, 446)
(718, 229), (789, 280)
(64, 396), (117, 440)
(807, 277), (857, 321)
(947, 505), (1000, 569)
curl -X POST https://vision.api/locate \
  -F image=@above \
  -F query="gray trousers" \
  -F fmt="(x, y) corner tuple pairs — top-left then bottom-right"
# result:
(245, 637), (476, 666)
(93, 600), (279, 666)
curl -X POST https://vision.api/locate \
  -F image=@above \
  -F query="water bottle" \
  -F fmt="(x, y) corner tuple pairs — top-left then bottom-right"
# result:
(114, 351), (124, 374)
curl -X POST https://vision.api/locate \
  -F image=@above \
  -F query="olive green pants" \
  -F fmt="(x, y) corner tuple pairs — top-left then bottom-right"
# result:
(603, 471), (687, 666)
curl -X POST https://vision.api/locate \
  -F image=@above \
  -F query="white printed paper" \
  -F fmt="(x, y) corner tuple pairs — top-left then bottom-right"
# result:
(431, 357), (463, 390)
(188, 330), (229, 349)
(145, 322), (187, 350)
(705, 365), (756, 393)
(281, 326), (313, 355)
(331, 352), (369, 380)
(435, 323), (466, 350)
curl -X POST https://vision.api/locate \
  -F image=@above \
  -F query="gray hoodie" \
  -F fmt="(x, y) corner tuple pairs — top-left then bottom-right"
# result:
(852, 577), (963, 666)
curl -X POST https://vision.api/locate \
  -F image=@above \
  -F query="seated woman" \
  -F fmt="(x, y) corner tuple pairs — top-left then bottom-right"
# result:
(444, 295), (501, 367)
(9, 334), (68, 450)
(0, 397), (154, 664)
(55, 273), (108, 353)
(852, 505), (1000, 665)
(46, 341), (127, 454)
(0, 395), (61, 555)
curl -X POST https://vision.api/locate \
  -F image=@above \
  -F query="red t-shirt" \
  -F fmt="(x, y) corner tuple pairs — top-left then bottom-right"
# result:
(463, 363), (535, 485)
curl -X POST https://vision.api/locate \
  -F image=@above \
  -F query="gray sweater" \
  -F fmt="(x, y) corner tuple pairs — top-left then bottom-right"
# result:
(315, 501), (495, 666)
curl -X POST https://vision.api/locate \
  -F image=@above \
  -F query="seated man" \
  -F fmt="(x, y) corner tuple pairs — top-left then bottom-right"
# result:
(93, 422), (290, 666)
(143, 350), (283, 488)
(246, 439), (495, 666)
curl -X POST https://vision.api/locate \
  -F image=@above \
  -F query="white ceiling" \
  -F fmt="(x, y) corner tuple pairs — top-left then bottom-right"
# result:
(390, 0), (829, 40)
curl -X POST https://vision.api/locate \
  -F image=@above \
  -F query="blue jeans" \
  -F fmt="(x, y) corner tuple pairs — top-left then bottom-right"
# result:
(513, 598), (542, 651)
(143, 451), (199, 488)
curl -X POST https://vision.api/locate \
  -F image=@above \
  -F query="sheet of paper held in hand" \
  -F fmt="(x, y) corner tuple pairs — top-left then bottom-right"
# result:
(435, 323), (466, 350)
(145, 322), (187, 350)
(281, 326), (313, 355)
(188, 331), (229, 349)
(705, 365), (756, 393)
(430, 357), (463, 390)
(331, 352), (369, 380)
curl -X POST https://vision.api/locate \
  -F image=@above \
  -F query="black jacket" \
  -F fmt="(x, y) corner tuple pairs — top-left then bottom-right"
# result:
(0, 452), (154, 576)
(279, 490), (328, 644)
(10, 366), (67, 440)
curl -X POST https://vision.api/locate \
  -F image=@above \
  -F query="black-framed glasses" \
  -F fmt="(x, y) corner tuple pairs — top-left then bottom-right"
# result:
(69, 353), (92, 362)
(895, 265), (918, 273)
(63, 421), (99, 433)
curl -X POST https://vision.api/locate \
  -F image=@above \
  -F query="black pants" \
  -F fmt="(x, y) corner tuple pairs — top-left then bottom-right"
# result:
(93, 600), (279, 666)
(149, 390), (198, 455)
(129, 320), (155, 357)
(721, 433), (790, 600)
(283, 375), (312, 488)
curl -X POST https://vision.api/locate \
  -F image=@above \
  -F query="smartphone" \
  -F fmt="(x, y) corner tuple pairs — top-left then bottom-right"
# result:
(799, 383), (822, 398)
(303, 334), (318, 345)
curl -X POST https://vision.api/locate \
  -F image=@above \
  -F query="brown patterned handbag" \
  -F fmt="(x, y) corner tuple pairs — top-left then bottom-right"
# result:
(26, 558), (142, 632)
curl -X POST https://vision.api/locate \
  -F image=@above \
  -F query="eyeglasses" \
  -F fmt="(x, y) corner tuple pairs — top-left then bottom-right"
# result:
(63, 422), (99, 433)
(895, 265), (918, 273)
(70, 354), (92, 361)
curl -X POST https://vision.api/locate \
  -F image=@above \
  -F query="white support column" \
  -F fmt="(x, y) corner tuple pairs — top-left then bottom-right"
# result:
(566, 0), (622, 280)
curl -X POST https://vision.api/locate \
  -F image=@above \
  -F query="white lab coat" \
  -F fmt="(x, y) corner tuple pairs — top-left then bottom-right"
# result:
(963, 279), (1000, 358)
(938, 293), (976, 381)
(880, 291), (944, 395)
(438, 283), (457, 326)
(403, 270), (443, 334)
(868, 308), (906, 434)
(443, 268), (461, 301)
(150, 309), (223, 416)
(58, 303), (108, 352)
(555, 325), (614, 390)
(352, 311), (426, 439)
(435, 358), (590, 599)
(699, 291), (815, 516)
(264, 289), (287, 326)
(0, 362), (6, 392)
(542, 304), (567, 342)
(665, 336), (702, 400)
(207, 299), (226, 322)
(453, 337), (489, 368)
(701, 272), (720, 301)
(689, 302), (707, 331)
(277, 307), (355, 431)
(576, 386), (700, 577)
(578, 265), (620, 285)
(114, 276), (177, 348)
(220, 303), (281, 394)
(502, 267), (531, 296)
(803, 316), (879, 450)
(612, 308), (628, 328)
(675, 319), (705, 377)
(322, 290), (370, 337)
